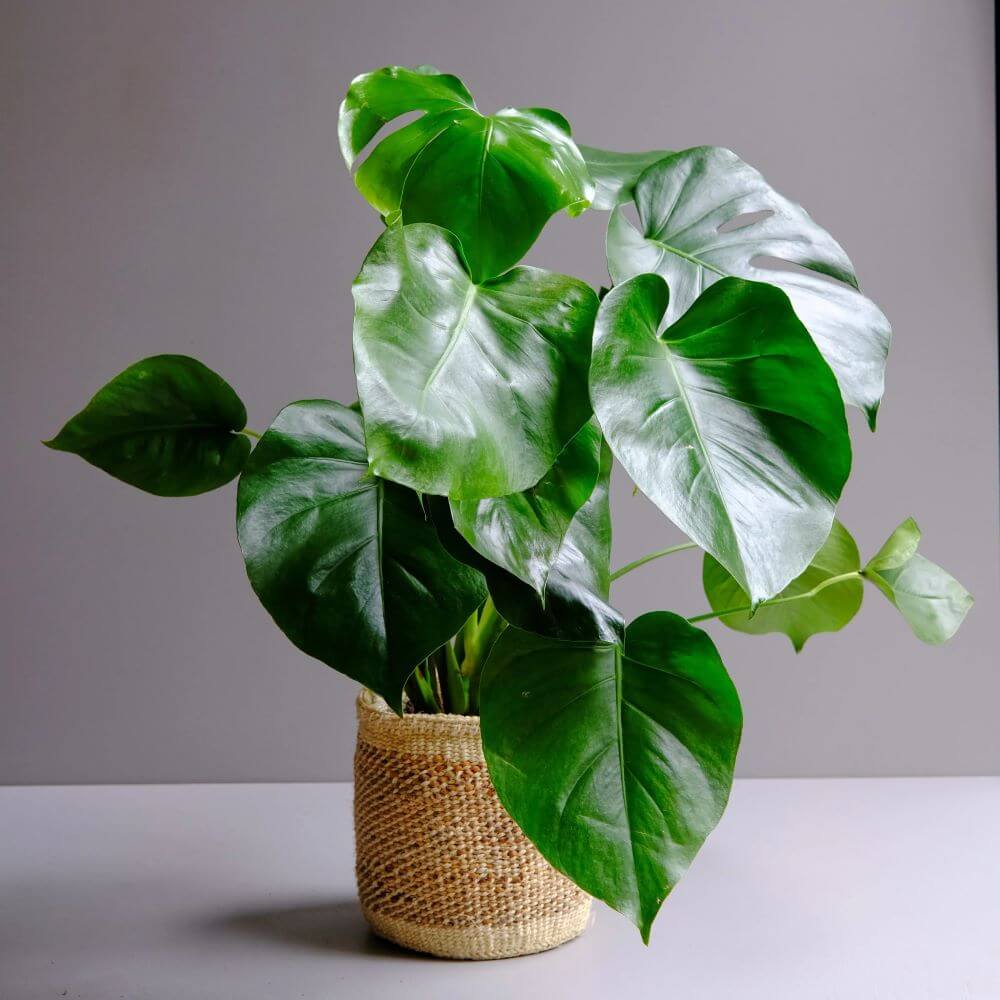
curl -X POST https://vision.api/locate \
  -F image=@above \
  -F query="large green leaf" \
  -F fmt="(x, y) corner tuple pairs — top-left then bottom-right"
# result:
(481, 612), (742, 941)
(44, 355), (250, 496)
(606, 146), (891, 426)
(236, 400), (486, 709)
(449, 420), (602, 594)
(592, 273), (851, 606)
(862, 519), (972, 644)
(430, 439), (622, 643)
(339, 65), (593, 281)
(703, 520), (863, 650)
(578, 146), (672, 211)
(353, 223), (597, 500)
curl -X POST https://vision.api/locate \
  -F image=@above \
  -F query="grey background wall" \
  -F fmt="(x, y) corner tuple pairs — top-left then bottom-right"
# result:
(2, 0), (996, 783)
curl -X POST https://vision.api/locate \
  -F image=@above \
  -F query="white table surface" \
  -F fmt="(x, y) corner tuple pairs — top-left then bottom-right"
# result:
(1, 778), (998, 999)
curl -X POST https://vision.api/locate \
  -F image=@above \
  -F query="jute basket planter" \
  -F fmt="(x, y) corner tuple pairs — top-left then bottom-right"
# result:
(354, 689), (592, 960)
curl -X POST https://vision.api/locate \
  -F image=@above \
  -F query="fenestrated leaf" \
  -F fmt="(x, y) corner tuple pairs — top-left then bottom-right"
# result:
(481, 611), (742, 942)
(353, 223), (597, 500)
(862, 519), (972, 644)
(340, 65), (593, 280)
(450, 420), (602, 594)
(703, 520), (863, 651)
(591, 273), (851, 606)
(44, 354), (250, 496)
(578, 146), (672, 211)
(236, 400), (486, 709)
(606, 146), (891, 426)
(430, 440), (622, 644)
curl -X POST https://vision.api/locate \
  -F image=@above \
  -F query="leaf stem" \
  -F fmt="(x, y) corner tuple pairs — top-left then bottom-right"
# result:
(687, 571), (862, 624)
(240, 428), (262, 440)
(611, 542), (699, 582)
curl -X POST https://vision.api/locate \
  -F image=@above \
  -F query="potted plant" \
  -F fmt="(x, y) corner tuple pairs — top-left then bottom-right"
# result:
(45, 64), (973, 960)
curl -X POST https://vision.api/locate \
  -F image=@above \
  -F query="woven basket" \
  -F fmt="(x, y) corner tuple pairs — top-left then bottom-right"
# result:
(354, 689), (592, 959)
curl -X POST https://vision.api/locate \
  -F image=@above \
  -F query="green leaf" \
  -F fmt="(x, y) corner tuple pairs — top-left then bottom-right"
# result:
(606, 146), (891, 426)
(450, 420), (602, 594)
(863, 520), (973, 644)
(431, 439), (622, 644)
(578, 145), (672, 211)
(340, 65), (593, 280)
(44, 354), (250, 496)
(481, 611), (742, 941)
(236, 400), (486, 709)
(353, 223), (598, 500)
(591, 273), (851, 606)
(703, 520), (863, 651)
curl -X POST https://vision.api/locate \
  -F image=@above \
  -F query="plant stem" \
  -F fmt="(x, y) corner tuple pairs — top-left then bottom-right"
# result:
(240, 428), (262, 440)
(460, 597), (508, 714)
(687, 571), (862, 624)
(408, 660), (441, 713)
(444, 641), (468, 715)
(610, 542), (699, 582)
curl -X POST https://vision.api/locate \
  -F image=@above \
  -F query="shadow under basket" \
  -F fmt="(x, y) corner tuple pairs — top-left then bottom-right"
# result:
(354, 689), (592, 960)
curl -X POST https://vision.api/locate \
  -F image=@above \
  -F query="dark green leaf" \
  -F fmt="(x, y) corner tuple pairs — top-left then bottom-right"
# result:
(863, 519), (972, 644)
(591, 274), (851, 606)
(44, 354), (249, 496)
(430, 440), (622, 644)
(340, 65), (593, 280)
(481, 611), (742, 941)
(703, 520), (863, 650)
(236, 400), (486, 709)
(606, 147), (891, 426)
(353, 223), (597, 499)
(450, 420), (602, 594)
(578, 145), (672, 211)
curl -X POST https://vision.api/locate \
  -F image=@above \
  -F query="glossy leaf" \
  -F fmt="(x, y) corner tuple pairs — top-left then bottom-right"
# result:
(481, 611), (742, 941)
(450, 420), (602, 594)
(340, 65), (593, 280)
(863, 519), (972, 644)
(703, 520), (863, 650)
(353, 223), (597, 499)
(431, 440), (622, 643)
(606, 146), (891, 426)
(44, 355), (249, 496)
(591, 273), (851, 605)
(579, 145), (672, 211)
(236, 400), (486, 709)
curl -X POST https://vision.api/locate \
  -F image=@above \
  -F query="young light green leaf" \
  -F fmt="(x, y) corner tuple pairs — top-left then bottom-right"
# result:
(702, 520), (864, 650)
(606, 146), (891, 427)
(578, 145), (672, 211)
(863, 520), (972, 644)
(353, 223), (597, 500)
(236, 400), (486, 709)
(450, 420), (603, 595)
(44, 354), (250, 496)
(591, 273), (851, 606)
(340, 65), (593, 280)
(480, 611), (742, 942)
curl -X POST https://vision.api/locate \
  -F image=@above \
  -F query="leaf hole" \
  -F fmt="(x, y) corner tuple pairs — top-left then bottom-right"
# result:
(717, 209), (773, 233)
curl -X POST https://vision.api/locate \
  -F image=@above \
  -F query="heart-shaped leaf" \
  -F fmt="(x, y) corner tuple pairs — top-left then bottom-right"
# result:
(606, 146), (891, 426)
(353, 223), (597, 500)
(430, 439), (622, 644)
(340, 65), (593, 280)
(703, 520), (863, 650)
(481, 611), (742, 941)
(44, 355), (250, 496)
(236, 400), (486, 709)
(863, 519), (972, 644)
(450, 420), (602, 594)
(592, 273), (851, 605)
(578, 146), (672, 211)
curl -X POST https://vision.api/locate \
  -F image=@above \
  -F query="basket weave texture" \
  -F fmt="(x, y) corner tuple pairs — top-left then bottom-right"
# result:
(354, 689), (592, 960)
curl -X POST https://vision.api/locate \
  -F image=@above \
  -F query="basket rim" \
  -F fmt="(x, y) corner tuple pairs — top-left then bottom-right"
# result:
(358, 687), (482, 732)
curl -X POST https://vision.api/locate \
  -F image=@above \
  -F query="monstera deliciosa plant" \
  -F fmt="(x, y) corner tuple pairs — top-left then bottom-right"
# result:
(46, 65), (973, 942)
